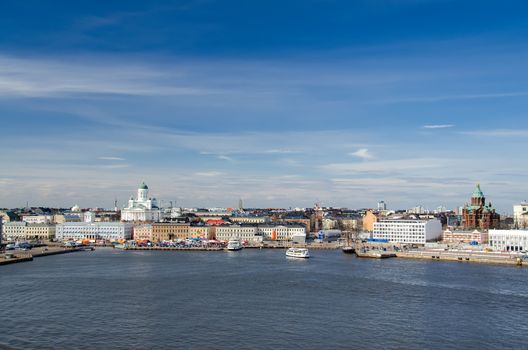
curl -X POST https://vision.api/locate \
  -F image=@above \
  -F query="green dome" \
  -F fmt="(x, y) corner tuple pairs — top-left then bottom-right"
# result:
(472, 183), (484, 198)
(139, 182), (148, 190)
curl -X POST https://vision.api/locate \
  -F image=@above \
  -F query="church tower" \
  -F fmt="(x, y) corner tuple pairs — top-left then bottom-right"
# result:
(471, 183), (485, 207)
(138, 182), (149, 202)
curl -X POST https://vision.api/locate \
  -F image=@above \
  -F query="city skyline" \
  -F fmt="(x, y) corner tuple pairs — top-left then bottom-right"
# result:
(2, 1), (528, 211)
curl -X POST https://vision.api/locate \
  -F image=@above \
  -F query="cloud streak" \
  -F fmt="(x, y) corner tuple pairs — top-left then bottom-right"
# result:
(423, 124), (454, 129)
(98, 156), (126, 161)
(350, 148), (373, 159)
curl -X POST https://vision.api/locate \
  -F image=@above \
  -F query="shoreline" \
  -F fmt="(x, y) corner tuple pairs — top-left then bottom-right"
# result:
(2, 243), (527, 268)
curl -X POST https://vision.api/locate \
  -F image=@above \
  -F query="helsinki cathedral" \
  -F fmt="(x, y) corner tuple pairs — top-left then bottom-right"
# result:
(121, 182), (161, 222)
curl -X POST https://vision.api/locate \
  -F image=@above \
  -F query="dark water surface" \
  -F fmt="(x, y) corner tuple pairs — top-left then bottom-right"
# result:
(1, 248), (528, 349)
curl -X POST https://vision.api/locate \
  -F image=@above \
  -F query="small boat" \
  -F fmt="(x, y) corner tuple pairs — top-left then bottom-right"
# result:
(286, 247), (310, 259)
(78, 246), (95, 251)
(227, 240), (243, 251)
(342, 246), (355, 254)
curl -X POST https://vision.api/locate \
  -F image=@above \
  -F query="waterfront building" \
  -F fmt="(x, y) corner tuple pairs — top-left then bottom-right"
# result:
(373, 219), (442, 244)
(461, 184), (500, 230)
(442, 229), (488, 244)
(3, 222), (56, 241)
(362, 210), (378, 232)
(121, 182), (161, 222)
(257, 225), (306, 241)
(133, 223), (190, 242)
(0, 217), (3, 245)
(215, 225), (262, 243)
(188, 225), (215, 239)
(56, 222), (133, 241)
(489, 229), (528, 252)
(513, 202), (528, 228)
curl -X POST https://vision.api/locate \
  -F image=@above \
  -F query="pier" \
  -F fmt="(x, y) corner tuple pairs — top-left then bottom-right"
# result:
(122, 246), (224, 251)
(397, 250), (525, 266)
(0, 247), (87, 266)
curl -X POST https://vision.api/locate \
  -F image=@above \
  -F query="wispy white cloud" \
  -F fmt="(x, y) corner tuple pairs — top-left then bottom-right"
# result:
(349, 148), (373, 159)
(98, 156), (126, 161)
(321, 158), (447, 174)
(194, 171), (225, 177)
(217, 155), (233, 161)
(372, 91), (528, 104)
(461, 129), (528, 137)
(423, 124), (454, 129)
(0, 55), (213, 98)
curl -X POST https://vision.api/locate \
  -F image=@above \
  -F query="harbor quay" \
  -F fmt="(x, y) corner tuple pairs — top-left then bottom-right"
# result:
(0, 245), (88, 266)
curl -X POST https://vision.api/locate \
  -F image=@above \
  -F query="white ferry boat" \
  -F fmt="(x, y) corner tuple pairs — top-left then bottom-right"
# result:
(227, 240), (243, 251)
(286, 247), (310, 259)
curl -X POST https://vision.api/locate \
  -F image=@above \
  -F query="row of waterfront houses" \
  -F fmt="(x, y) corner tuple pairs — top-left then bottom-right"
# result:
(1, 221), (306, 243)
(3, 215), (528, 252)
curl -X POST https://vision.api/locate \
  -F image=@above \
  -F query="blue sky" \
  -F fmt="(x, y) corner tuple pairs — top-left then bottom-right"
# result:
(1, 0), (528, 212)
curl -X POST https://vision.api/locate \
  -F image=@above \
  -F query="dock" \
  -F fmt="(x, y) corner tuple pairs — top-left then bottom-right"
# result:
(355, 250), (396, 259)
(0, 247), (87, 266)
(397, 250), (525, 266)
(122, 246), (224, 251)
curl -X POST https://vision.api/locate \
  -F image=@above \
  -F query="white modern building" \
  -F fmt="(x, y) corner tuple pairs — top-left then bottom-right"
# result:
(377, 201), (387, 211)
(56, 222), (133, 241)
(215, 225), (263, 243)
(489, 229), (528, 252)
(121, 182), (161, 222)
(513, 203), (528, 228)
(373, 219), (442, 244)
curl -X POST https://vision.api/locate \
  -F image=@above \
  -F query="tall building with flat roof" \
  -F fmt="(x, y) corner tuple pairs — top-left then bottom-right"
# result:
(513, 202), (528, 228)
(373, 219), (442, 244)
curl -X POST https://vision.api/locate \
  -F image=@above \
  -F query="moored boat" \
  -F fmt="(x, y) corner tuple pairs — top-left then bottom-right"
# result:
(227, 240), (243, 251)
(342, 246), (355, 254)
(286, 247), (310, 258)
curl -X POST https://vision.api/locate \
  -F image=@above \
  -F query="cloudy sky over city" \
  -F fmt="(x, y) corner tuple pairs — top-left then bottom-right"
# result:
(1, 0), (528, 212)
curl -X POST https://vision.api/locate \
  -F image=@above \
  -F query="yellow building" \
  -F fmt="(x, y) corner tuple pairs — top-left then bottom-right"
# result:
(133, 223), (190, 241)
(3, 222), (55, 241)
(362, 210), (378, 232)
(188, 226), (215, 239)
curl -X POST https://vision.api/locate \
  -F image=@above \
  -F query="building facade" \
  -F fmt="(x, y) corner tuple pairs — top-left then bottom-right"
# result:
(215, 225), (262, 243)
(461, 184), (500, 230)
(121, 182), (161, 222)
(21, 215), (53, 224)
(230, 216), (270, 224)
(373, 219), (442, 244)
(513, 203), (528, 228)
(56, 222), (133, 241)
(257, 225), (306, 241)
(3, 222), (56, 241)
(442, 229), (488, 244)
(489, 229), (528, 252)
(188, 225), (215, 239)
(133, 223), (191, 241)
(362, 210), (378, 232)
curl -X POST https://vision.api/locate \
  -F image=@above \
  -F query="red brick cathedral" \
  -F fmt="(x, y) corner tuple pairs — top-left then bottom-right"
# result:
(462, 184), (500, 230)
